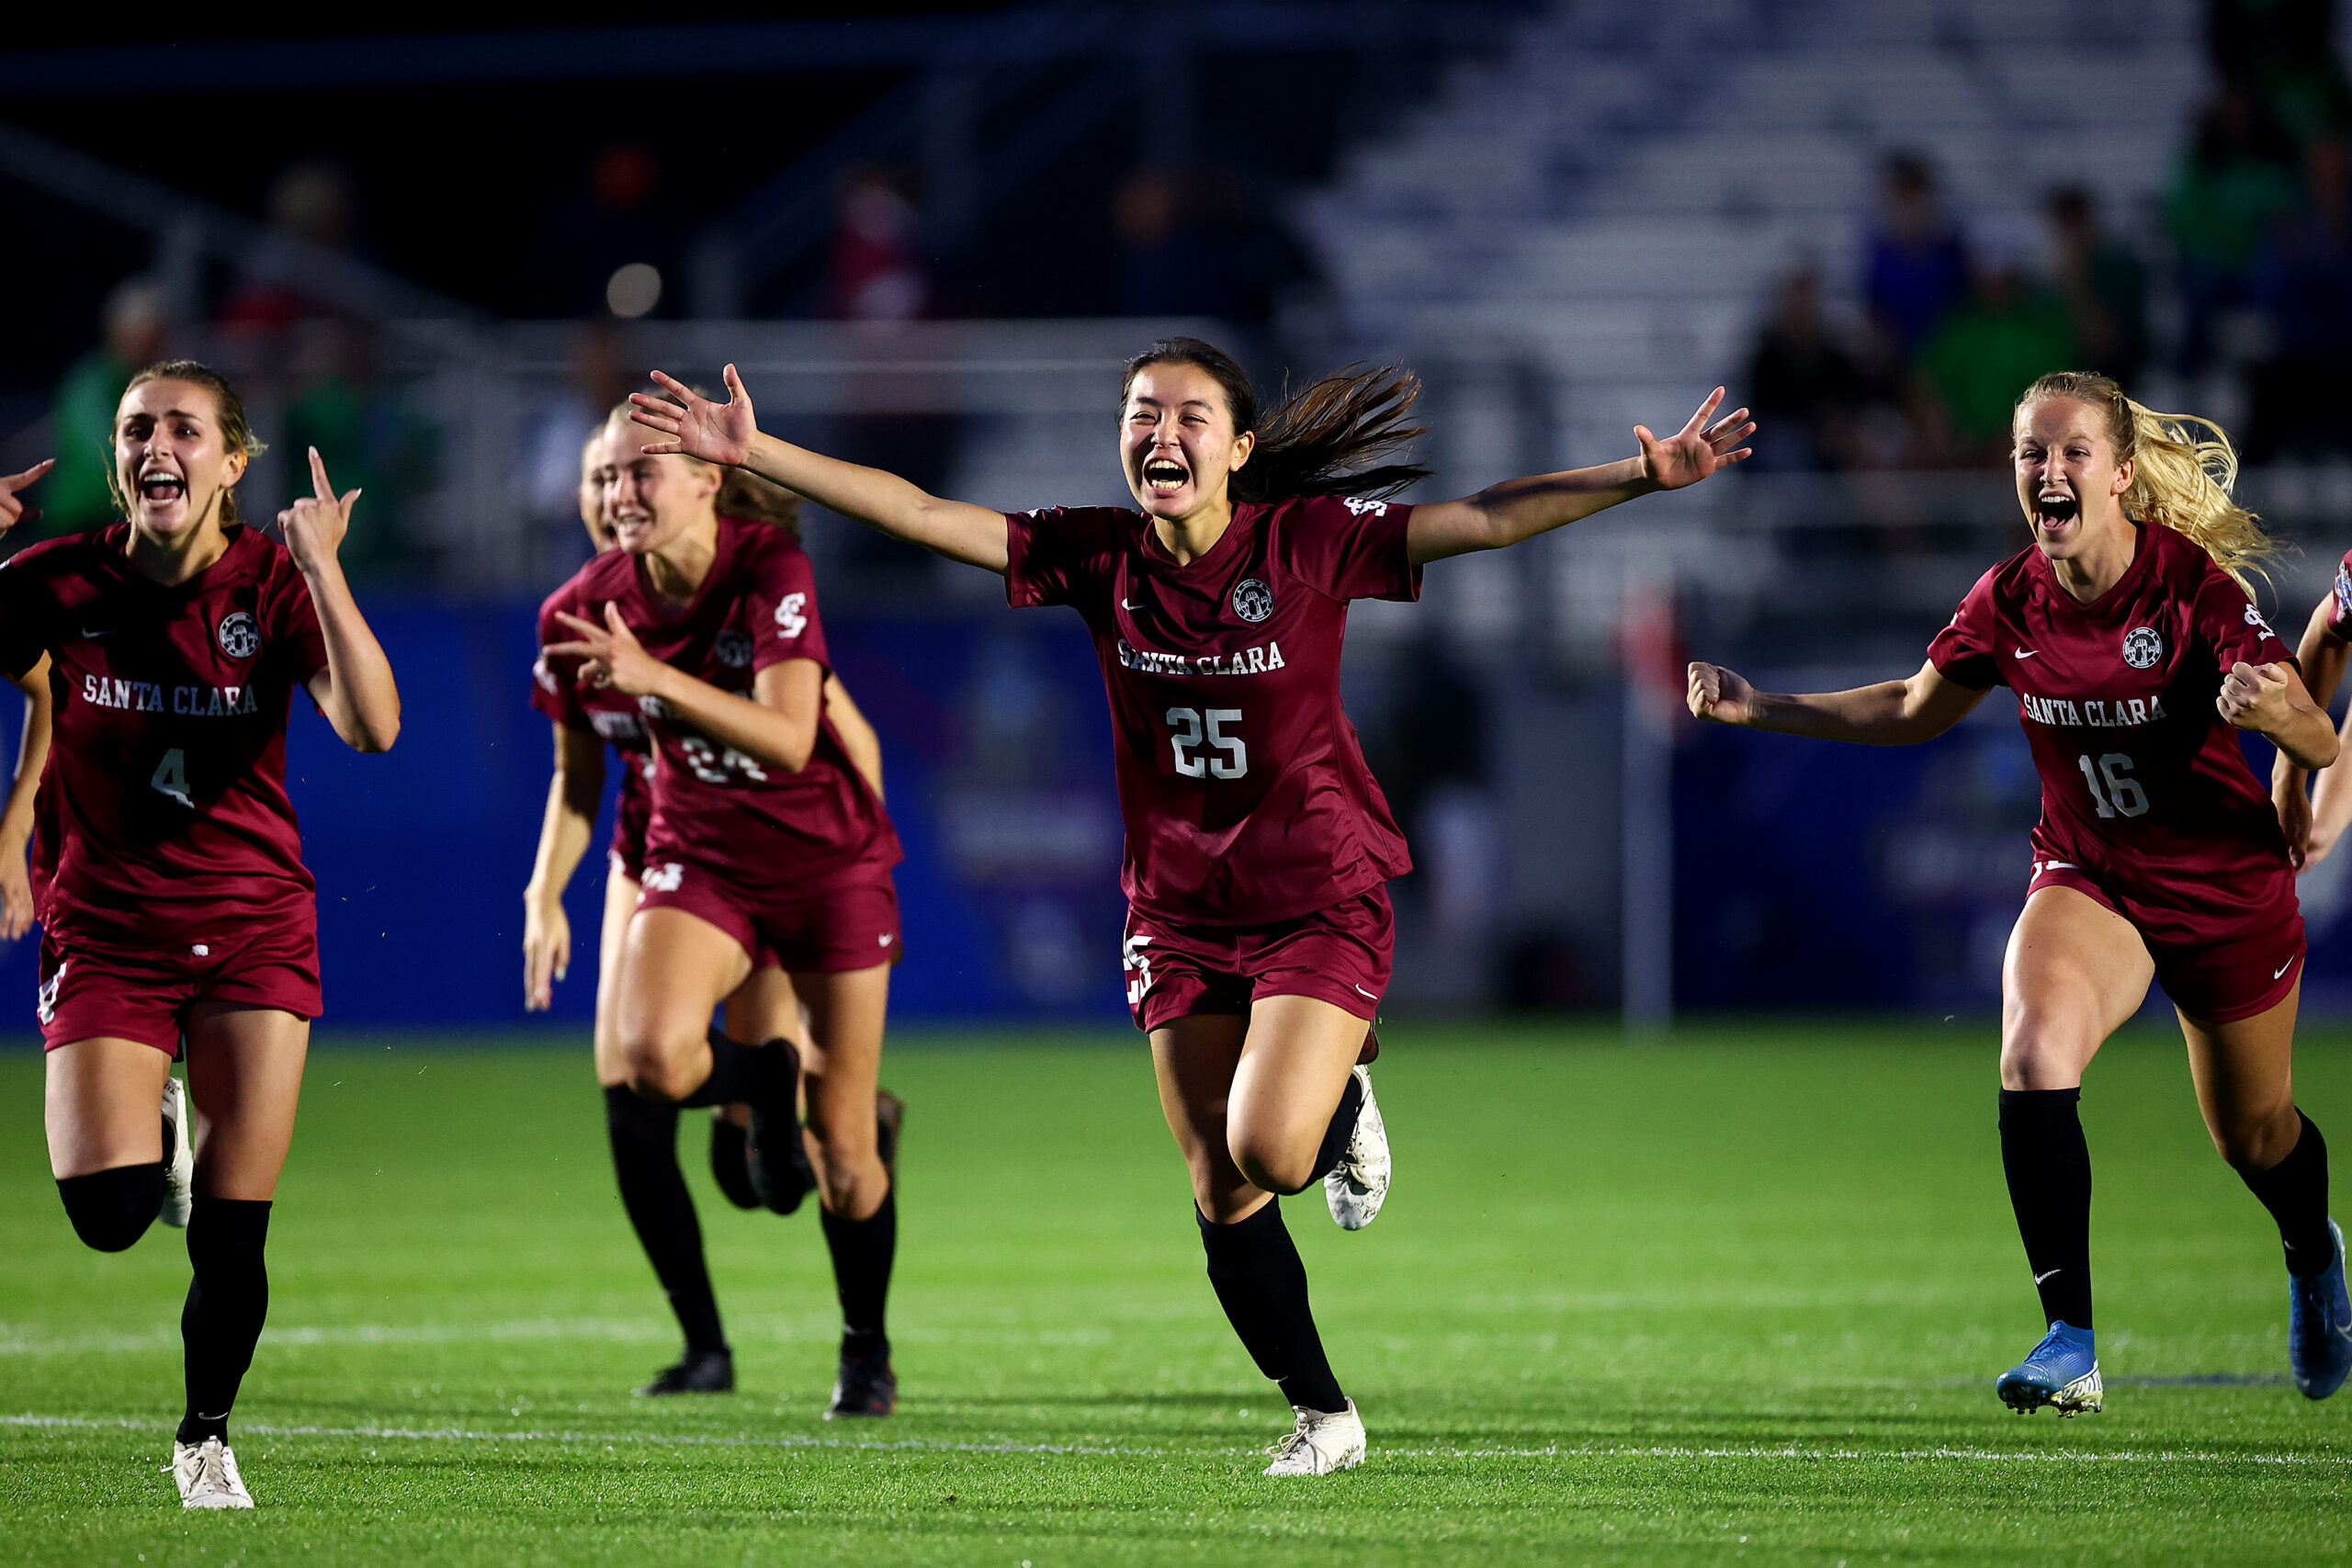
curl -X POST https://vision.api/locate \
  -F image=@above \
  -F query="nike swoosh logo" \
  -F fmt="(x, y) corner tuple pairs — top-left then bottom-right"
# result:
(2034, 1269), (2061, 1284)
(81, 626), (115, 638)
(878, 933), (894, 946)
(2015, 647), (2037, 659)
(1352, 984), (1378, 1001)
(1121, 599), (1140, 611)
(2276, 959), (2295, 979)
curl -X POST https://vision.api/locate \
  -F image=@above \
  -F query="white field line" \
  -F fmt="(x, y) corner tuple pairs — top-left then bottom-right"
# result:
(0, 1318), (1135, 1358)
(4, 1413), (2346, 1469)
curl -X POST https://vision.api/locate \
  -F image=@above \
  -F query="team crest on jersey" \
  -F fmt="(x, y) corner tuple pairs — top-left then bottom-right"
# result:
(1231, 578), (1274, 624)
(714, 629), (753, 668)
(2120, 626), (2163, 670)
(217, 611), (261, 660)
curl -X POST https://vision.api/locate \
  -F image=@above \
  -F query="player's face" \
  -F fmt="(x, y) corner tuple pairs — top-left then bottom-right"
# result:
(579, 434), (617, 552)
(602, 423), (718, 556)
(1121, 363), (1256, 521)
(2013, 397), (2132, 560)
(114, 379), (246, 544)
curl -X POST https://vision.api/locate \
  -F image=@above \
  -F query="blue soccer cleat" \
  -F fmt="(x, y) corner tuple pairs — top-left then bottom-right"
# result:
(2289, 1218), (2352, 1401)
(1995, 1321), (2102, 1416)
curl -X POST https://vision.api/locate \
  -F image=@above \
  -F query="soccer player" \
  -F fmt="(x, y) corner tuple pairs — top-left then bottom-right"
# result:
(626, 338), (1751, 1473)
(541, 403), (906, 1417)
(0, 361), (401, 1506)
(1690, 370), (2352, 1412)
(525, 428), (899, 1397)
(2271, 547), (2352, 870)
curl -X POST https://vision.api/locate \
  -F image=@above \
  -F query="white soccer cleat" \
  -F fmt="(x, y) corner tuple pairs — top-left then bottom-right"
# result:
(159, 1075), (194, 1229)
(170, 1438), (253, 1509)
(1323, 1066), (1389, 1231)
(1262, 1399), (1367, 1477)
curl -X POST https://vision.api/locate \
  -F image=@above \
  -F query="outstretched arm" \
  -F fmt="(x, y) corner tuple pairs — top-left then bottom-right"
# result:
(287, 449), (401, 752)
(630, 367), (1012, 573)
(1407, 389), (1753, 566)
(523, 724), (605, 1010)
(1688, 658), (1988, 745)
(0, 657), (51, 941)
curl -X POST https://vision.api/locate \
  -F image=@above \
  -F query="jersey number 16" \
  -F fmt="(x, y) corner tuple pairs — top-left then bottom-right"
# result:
(2076, 751), (2148, 818)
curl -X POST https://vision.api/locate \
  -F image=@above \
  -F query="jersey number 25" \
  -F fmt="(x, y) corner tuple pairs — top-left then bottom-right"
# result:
(1166, 707), (1247, 780)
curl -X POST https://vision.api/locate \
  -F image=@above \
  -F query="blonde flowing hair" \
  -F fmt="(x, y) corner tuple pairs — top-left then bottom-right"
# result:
(2016, 371), (2278, 592)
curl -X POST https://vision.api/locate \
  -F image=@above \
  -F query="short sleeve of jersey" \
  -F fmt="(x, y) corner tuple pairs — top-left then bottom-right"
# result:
(2327, 548), (2352, 640)
(0, 548), (57, 682)
(1927, 567), (2003, 690)
(532, 588), (590, 729)
(2193, 567), (2297, 676)
(1004, 508), (1127, 610)
(748, 536), (829, 674)
(1277, 494), (1422, 604)
(267, 567), (332, 688)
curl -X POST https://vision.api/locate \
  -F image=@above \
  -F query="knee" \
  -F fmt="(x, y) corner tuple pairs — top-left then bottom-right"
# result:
(56, 1165), (163, 1253)
(808, 1107), (878, 1208)
(2211, 1105), (2301, 1172)
(1229, 1130), (1314, 1199)
(617, 1025), (702, 1104)
(1999, 1016), (2095, 1091)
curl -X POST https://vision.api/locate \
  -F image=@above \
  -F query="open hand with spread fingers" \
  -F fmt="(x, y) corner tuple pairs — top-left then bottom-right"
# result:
(549, 603), (668, 699)
(280, 447), (360, 575)
(1688, 661), (1760, 725)
(629, 365), (757, 468)
(1639, 389), (1755, 491)
(0, 459), (54, 536)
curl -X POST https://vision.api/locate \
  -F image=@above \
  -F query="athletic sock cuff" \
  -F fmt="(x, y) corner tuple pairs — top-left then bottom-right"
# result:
(57, 1164), (165, 1253)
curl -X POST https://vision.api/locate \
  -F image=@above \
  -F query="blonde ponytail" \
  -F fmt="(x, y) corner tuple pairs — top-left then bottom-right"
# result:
(2018, 371), (2279, 592)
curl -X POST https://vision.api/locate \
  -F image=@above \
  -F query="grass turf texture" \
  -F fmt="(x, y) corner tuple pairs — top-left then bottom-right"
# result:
(2, 1023), (2347, 1566)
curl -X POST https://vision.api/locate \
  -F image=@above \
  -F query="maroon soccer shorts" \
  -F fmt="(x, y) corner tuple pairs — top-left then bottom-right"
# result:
(2027, 861), (2304, 1023)
(38, 916), (323, 1054)
(1122, 886), (1393, 1032)
(635, 855), (901, 974)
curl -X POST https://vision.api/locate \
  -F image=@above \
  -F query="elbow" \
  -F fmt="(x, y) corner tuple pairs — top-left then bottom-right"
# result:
(345, 710), (401, 753)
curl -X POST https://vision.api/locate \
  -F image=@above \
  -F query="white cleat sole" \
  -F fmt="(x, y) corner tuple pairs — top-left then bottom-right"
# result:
(1263, 1399), (1368, 1477)
(159, 1076), (194, 1229)
(1324, 1066), (1389, 1231)
(170, 1438), (254, 1508)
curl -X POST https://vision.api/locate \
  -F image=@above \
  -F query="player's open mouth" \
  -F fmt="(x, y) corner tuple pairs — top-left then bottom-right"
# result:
(2034, 492), (2078, 529)
(1142, 458), (1189, 494)
(138, 471), (187, 505)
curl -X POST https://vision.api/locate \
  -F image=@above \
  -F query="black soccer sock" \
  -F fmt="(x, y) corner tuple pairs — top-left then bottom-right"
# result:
(1196, 1201), (1347, 1415)
(820, 1188), (897, 1354)
(680, 1029), (790, 1110)
(604, 1085), (729, 1355)
(1306, 1071), (1365, 1188)
(177, 1198), (271, 1447)
(56, 1163), (164, 1253)
(2241, 1111), (2335, 1277)
(1998, 1088), (2095, 1330)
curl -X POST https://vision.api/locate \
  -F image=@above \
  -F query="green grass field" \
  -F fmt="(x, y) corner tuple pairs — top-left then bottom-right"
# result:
(4, 1021), (2348, 1566)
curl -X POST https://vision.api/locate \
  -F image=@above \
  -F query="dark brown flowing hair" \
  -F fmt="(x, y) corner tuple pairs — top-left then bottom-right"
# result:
(107, 359), (267, 526)
(1120, 337), (1431, 503)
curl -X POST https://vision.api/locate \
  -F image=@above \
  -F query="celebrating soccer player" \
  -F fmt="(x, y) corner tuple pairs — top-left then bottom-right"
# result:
(628, 338), (1750, 1473)
(2270, 544), (2352, 871)
(525, 425), (899, 1398)
(1, 361), (401, 1507)
(1690, 371), (2352, 1414)
(540, 401), (907, 1417)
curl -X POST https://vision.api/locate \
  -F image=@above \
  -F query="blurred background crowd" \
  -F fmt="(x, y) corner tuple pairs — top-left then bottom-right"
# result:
(6, 0), (2352, 1029)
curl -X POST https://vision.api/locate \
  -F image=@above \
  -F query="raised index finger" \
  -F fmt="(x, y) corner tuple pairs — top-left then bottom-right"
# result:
(308, 446), (337, 503)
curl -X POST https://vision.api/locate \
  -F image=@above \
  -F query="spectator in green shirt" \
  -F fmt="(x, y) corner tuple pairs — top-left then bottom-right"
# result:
(2168, 83), (2302, 371)
(1915, 250), (2076, 466)
(43, 279), (166, 536)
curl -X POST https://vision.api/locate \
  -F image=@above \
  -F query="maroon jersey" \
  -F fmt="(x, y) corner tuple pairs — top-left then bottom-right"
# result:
(532, 586), (657, 867)
(0, 524), (329, 948)
(1928, 521), (2295, 946)
(1005, 494), (1419, 925)
(535, 515), (898, 888)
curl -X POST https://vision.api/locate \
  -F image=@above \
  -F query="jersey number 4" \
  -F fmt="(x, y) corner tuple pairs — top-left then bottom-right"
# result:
(1166, 707), (1247, 780)
(2076, 751), (2148, 818)
(151, 747), (192, 808)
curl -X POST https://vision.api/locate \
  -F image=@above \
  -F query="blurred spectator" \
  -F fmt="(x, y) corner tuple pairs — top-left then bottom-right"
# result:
(2208, 0), (2352, 142)
(2043, 185), (2149, 388)
(2167, 83), (2302, 371)
(522, 322), (634, 572)
(1863, 152), (1970, 364)
(823, 165), (930, 322)
(2248, 135), (2352, 457)
(219, 159), (361, 337)
(43, 277), (167, 536)
(1113, 166), (1315, 324)
(518, 143), (682, 319)
(1913, 243), (2075, 467)
(283, 320), (437, 580)
(1744, 269), (1867, 472)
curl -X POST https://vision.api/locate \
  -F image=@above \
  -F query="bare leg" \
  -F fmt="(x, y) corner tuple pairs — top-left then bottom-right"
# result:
(613, 908), (752, 1101)
(796, 964), (890, 1221)
(592, 861), (640, 1089)
(2180, 981), (2304, 1173)
(1999, 886), (2154, 1090)
(46, 1038), (173, 1179)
